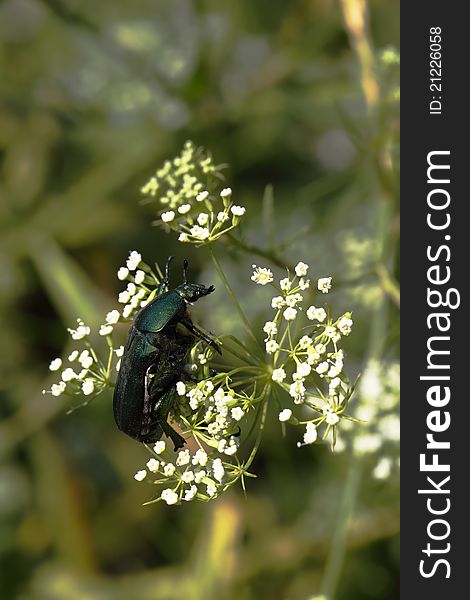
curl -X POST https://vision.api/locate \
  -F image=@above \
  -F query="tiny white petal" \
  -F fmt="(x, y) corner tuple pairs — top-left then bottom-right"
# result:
(134, 470), (147, 481)
(161, 211), (175, 223)
(82, 380), (94, 396)
(117, 267), (129, 280)
(49, 358), (62, 371)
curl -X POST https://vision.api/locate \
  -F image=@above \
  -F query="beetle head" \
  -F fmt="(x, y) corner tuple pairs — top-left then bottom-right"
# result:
(173, 258), (215, 303)
(176, 282), (215, 303)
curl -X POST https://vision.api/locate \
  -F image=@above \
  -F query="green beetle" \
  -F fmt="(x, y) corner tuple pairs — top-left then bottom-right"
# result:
(113, 258), (221, 449)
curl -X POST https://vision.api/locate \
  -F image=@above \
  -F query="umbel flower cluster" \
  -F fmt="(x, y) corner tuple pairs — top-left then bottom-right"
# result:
(141, 140), (246, 245)
(44, 144), (360, 506)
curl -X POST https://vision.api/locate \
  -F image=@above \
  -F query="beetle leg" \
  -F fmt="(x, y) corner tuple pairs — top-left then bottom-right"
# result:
(144, 386), (186, 450)
(179, 315), (222, 355)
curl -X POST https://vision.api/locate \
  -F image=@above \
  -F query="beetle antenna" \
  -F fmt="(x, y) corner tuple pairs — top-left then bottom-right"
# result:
(183, 259), (189, 284)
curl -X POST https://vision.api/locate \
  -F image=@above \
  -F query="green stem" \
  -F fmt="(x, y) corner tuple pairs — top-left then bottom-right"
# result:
(321, 456), (363, 598)
(244, 391), (269, 470)
(225, 233), (291, 271)
(209, 245), (263, 355)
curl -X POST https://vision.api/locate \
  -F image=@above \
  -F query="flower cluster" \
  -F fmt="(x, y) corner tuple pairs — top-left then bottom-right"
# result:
(251, 261), (357, 449)
(133, 339), (259, 504)
(353, 360), (400, 479)
(42, 319), (123, 404)
(141, 141), (247, 245)
(42, 250), (167, 403)
(134, 440), (239, 504)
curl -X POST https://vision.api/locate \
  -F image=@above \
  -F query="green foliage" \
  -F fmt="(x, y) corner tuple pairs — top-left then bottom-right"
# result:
(0, 0), (399, 598)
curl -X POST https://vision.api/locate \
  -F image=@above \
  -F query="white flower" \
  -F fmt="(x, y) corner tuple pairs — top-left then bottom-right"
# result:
(178, 233), (189, 242)
(190, 225), (210, 240)
(68, 351), (79, 361)
(373, 457), (392, 480)
(118, 267), (129, 280)
(265, 340), (279, 354)
(178, 204), (191, 214)
(231, 205), (246, 216)
(298, 335), (312, 349)
(153, 441), (166, 454)
(127, 282), (137, 296)
(134, 470), (147, 482)
(115, 346), (124, 357)
(217, 211), (229, 222)
(289, 380), (306, 404)
(176, 381), (186, 396)
(161, 488), (179, 505)
(231, 407), (245, 421)
(164, 463), (176, 477)
(296, 362), (311, 378)
(192, 449), (208, 467)
(127, 251), (141, 271)
(325, 412), (340, 425)
(49, 358), (62, 371)
(271, 296), (285, 309)
(324, 326), (340, 343)
(194, 470), (206, 484)
(263, 321), (278, 337)
(329, 377), (341, 390)
(212, 458), (225, 482)
(82, 380), (94, 395)
(328, 366), (341, 378)
(134, 270), (145, 285)
(303, 422), (318, 444)
(306, 306), (327, 322)
(68, 322), (90, 340)
(181, 470), (195, 483)
(337, 315), (353, 336)
(318, 277), (332, 293)
(283, 307), (297, 321)
(196, 190), (209, 202)
(161, 211), (175, 223)
(51, 382), (66, 396)
(316, 361), (329, 375)
(184, 485), (198, 501)
(122, 304), (133, 318)
(272, 367), (286, 383)
(280, 277), (291, 292)
(106, 310), (120, 324)
(61, 368), (77, 382)
(251, 265), (273, 285)
(176, 449), (191, 466)
(118, 290), (130, 304)
(295, 262), (309, 277)
(207, 482), (217, 497)
(220, 187), (232, 198)
(279, 408), (292, 422)
(298, 278), (310, 290)
(147, 458), (160, 473)
(99, 324), (113, 336)
(285, 293), (303, 307)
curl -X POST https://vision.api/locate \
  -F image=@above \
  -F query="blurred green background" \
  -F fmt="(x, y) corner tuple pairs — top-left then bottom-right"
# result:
(0, 0), (399, 599)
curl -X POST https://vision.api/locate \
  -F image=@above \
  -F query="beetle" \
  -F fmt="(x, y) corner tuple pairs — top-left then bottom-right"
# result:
(113, 257), (221, 450)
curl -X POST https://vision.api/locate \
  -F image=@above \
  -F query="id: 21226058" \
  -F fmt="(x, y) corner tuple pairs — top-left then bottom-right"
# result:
(429, 26), (442, 115)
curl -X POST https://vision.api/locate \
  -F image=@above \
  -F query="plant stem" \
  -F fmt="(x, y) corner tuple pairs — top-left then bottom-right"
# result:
(209, 245), (263, 355)
(321, 456), (363, 598)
